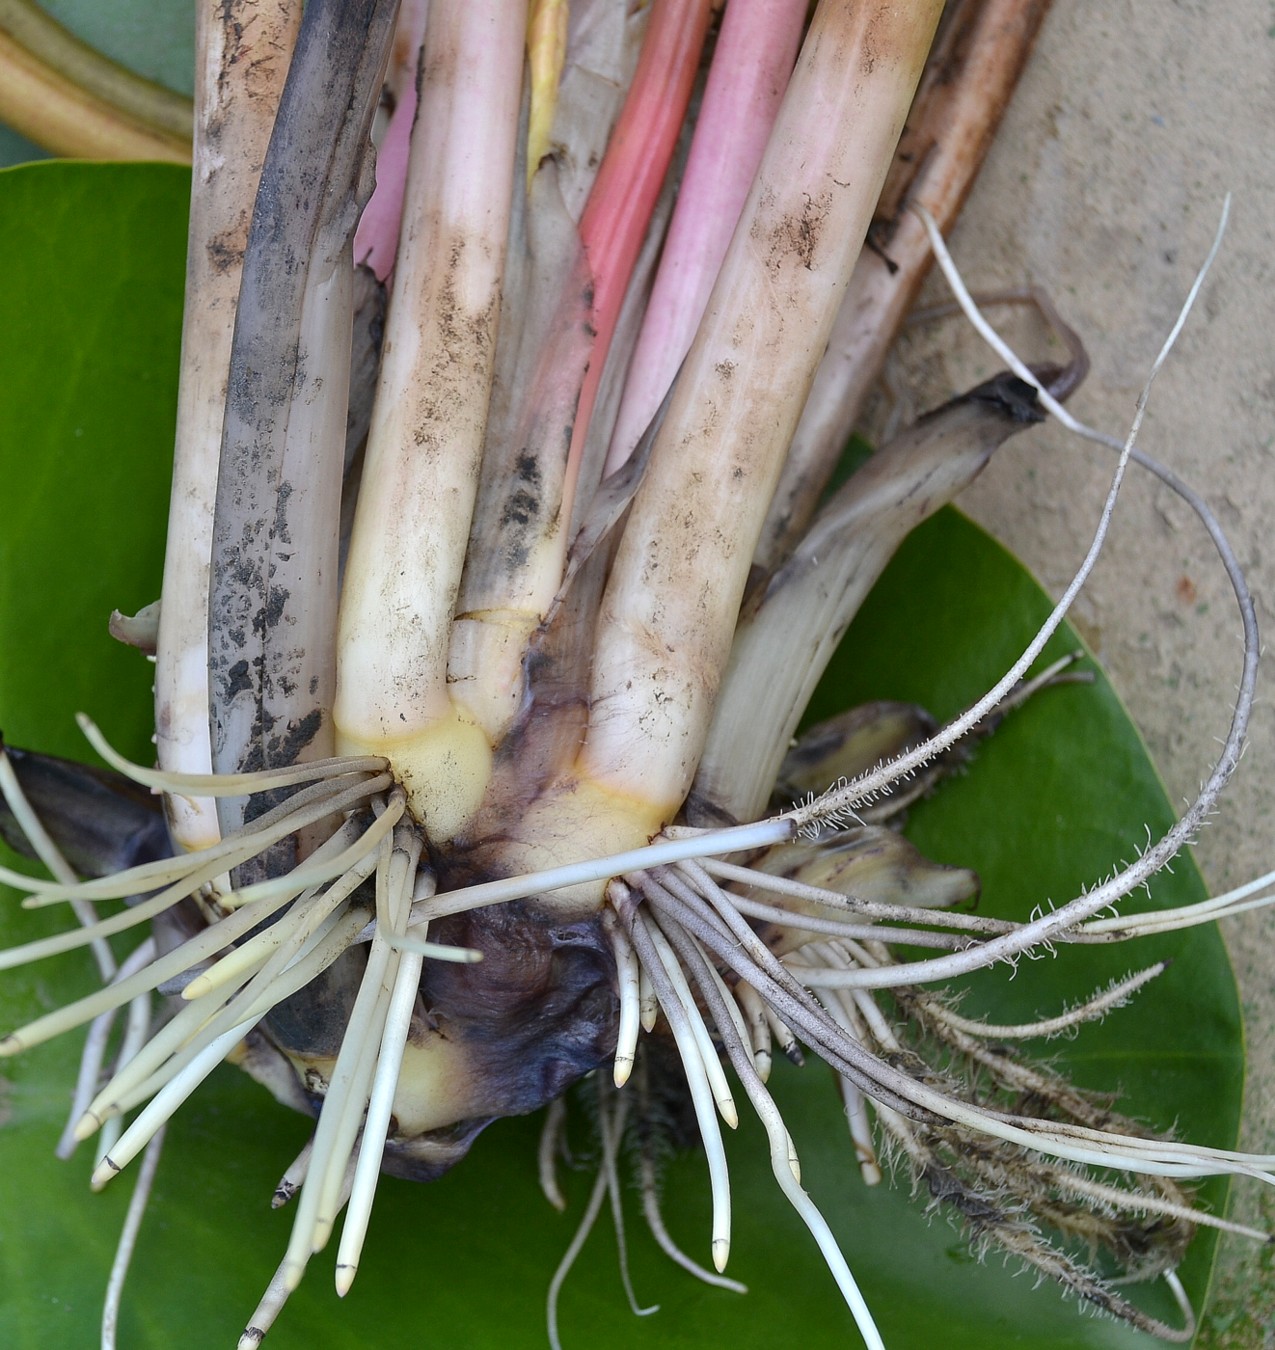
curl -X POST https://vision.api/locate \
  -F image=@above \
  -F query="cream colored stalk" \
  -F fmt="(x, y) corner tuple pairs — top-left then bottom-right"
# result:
(756, 0), (1053, 572)
(334, 0), (526, 842)
(155, 0), (301, 852)
(577, 0), (945, 833)
(446, 0), (704, 751)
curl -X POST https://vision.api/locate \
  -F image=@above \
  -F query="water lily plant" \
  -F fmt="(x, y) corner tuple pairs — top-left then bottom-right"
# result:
(0, 2), (1269, 1347)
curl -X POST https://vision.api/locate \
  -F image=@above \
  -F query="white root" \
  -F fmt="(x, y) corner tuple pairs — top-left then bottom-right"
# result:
(602, 900), (641, 1088)
(926, 963), (1169, 1041)
(537, 1096), (568, 1213)
(335, 851), (428, 1294)
(656, 897), (885, 1350)
(638, 1148), (749, 1296)
(626, 911), (733, 1274)
(0, 746), (114, 982)
(100, 1124), (167, 1350)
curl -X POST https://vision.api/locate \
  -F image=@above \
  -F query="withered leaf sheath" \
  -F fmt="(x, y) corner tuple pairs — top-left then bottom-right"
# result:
(209, 0), (399, 842)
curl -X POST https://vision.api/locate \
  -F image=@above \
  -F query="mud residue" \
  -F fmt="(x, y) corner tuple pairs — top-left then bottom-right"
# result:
(205, 226), (244, 276)
(767, 190), (833, 273)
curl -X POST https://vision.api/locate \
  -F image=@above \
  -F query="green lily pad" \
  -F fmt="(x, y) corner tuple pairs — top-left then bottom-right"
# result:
(0, 161), (1243, 1350)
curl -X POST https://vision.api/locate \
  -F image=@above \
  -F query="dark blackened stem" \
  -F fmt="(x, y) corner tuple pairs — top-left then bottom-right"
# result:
(157, 0), (301, 854)
(209, 0), (400, 837)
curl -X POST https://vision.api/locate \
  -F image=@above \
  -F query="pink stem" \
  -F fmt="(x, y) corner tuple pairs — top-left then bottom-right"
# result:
(353, 0), (430, 281)
(603, 0), (808, 477)
(561, 0), (714, 518)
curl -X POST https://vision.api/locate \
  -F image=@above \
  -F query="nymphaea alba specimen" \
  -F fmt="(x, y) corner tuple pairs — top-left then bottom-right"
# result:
(0, 0), (1267, 1347)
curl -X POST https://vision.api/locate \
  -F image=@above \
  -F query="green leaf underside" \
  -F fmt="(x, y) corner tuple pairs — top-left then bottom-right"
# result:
(0, 163), (1242, 1350)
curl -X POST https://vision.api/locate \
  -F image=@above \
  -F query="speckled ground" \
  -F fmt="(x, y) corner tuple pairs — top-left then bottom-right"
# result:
(877, 4), (1275, 1342)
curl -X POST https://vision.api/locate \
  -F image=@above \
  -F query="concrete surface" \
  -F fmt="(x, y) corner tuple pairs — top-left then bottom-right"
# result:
(876, 3), (1274, 1342)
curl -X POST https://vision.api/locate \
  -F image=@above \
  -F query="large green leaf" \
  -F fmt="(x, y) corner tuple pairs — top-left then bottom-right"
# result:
(0, 162), (1243, 1350)
(0, 162), (179, 757)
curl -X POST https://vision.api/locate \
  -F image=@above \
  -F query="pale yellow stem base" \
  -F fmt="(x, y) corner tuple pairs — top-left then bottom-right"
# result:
(335, 706), (492, 846)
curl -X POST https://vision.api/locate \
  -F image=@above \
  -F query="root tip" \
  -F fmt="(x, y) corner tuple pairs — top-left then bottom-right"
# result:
(73, 1112), (101, 1142)
(90, 1155), (120, 1190)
